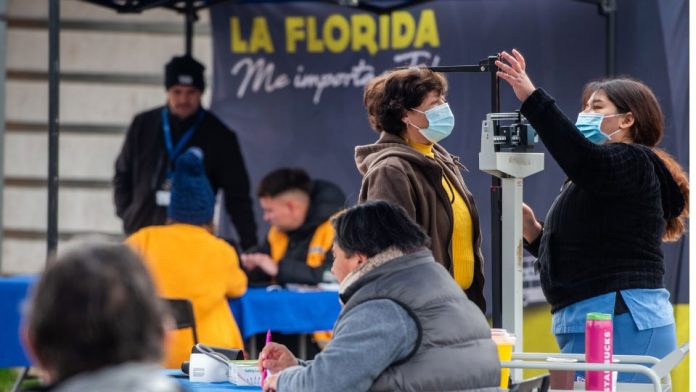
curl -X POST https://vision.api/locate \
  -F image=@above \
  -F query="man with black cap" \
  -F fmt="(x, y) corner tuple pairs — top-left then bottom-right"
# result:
(114, 55), (257, 250)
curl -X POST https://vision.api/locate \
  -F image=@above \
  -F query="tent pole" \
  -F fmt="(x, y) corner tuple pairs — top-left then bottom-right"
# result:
(0, 0), (7, 271)
(47, 0), (60, 265)
(574, 0), (617, 76)
(185, 1), (195, 55)
(603, 0), (617, 76)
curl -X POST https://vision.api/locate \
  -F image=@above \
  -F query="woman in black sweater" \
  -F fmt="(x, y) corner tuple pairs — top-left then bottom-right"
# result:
(497, 49), (688, 383)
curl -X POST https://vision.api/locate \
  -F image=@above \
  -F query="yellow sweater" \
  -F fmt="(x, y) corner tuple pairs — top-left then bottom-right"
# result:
(127, 223), (248, 368)
(407, 140), (475, 289)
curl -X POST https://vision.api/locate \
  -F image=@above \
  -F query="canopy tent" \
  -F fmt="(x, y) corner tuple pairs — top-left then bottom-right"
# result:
(81, 0), (434, 13)
(43, 0), (619, 257)
(41, 0), (620, 328)
(40, 0), (622, 255)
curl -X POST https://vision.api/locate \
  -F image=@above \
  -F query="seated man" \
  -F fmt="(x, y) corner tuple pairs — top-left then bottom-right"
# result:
(241, 168), (345, 285)
(260, 200), (502, 392)
(22, 241), (182, 392)
(241, 168), (345, 358)
(127, 147), (248, 369)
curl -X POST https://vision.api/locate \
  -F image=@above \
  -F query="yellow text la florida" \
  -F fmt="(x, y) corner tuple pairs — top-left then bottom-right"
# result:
(231, 9), (441, 55)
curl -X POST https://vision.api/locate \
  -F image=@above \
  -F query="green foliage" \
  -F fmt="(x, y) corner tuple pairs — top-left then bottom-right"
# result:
(0, 368), (40, 392)
(0, 368), (17, 392)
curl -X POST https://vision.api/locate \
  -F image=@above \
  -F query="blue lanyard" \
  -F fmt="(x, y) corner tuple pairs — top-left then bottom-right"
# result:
(161, 107), (205, 169)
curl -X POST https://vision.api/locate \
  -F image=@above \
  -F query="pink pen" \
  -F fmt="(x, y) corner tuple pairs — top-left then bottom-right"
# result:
(261, 329), (271, 386)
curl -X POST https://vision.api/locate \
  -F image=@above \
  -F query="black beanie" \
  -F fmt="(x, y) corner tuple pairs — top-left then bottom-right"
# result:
(165, 55), (205, 91)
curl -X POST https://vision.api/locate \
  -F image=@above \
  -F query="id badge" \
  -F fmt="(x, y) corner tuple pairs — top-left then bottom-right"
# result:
(156, 190), (171, 206)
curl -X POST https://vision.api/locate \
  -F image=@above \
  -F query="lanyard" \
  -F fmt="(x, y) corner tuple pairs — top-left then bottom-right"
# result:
(161, 107), (205, 169)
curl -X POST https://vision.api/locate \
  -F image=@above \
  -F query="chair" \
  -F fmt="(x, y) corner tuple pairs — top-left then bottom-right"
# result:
(508, 374), (550, 392)
(164, 298), (199, 344)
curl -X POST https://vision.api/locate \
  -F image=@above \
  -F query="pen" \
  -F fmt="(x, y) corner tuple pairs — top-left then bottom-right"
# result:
(261, 329), (271, 386)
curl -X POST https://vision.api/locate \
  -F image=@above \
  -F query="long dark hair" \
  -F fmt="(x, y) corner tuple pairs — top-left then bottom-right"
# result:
(582, 78), (689, 241)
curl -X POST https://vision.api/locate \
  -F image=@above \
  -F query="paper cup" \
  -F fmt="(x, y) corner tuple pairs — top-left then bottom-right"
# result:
(491, 330), (516, 388)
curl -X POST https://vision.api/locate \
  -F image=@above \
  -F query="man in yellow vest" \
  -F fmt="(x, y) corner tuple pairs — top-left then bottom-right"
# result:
(241, 168), (344, 359)
(241, 168), (345, 286)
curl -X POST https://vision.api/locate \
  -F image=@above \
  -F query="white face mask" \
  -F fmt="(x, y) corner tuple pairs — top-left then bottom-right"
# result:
(410, 102), (455, 143)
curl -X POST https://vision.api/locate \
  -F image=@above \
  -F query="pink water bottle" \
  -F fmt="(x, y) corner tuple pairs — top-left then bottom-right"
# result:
(585, 312), (613, 391)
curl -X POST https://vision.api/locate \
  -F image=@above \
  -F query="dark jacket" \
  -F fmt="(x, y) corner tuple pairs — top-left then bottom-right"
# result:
(521, 89), (685, 313)
(248, 180), (346, 285)
(354, 132), (487, 312)
(113, 106), (257, 250)
(340, 249), (501, 392)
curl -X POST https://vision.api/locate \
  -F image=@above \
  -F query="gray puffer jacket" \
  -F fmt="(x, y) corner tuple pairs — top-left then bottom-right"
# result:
(340, 249), (501, 392)
(26, 363), (183, 392)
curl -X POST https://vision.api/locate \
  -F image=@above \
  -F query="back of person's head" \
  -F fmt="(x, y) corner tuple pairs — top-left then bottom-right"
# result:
(25, 240), (168, 382)
(257, 168), (312, 198)
(168, 147), (215, 225)
(165, 55), (205, 92)
(331, 200), (429, 257)
(363, 67), (447, 135)
(581, 78), (663, 147)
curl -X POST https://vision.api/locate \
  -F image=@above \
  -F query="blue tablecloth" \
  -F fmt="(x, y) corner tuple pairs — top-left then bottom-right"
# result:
(229, 288), (341, 340)
(0, 275), (35, 367)
(0, 277), (341, 368)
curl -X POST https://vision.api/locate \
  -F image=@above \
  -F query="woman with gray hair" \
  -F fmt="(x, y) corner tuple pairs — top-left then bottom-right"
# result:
(259, 200), (501, 392)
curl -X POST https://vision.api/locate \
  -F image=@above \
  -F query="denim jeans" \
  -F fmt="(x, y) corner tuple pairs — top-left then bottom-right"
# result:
(555, 312), (676, 383)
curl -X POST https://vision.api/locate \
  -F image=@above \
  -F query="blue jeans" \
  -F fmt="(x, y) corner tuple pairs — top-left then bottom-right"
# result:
(555, 312), (676, 383)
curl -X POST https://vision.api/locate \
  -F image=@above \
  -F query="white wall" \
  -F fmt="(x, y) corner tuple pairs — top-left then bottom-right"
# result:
(2, 0), (212, 273)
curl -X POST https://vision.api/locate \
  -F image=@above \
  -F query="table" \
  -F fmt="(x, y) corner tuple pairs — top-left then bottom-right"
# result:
(0, 277), (341, 368)
(168, 370), (261, 391)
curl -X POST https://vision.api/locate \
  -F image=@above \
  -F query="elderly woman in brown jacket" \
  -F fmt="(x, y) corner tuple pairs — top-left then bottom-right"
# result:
(354, 68), (486, 312)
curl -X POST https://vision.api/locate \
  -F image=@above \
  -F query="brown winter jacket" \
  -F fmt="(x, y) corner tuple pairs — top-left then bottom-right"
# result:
(355, 132), (486, 312)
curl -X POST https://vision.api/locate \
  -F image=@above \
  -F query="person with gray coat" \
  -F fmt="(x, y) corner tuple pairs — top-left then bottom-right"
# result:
(22, 241), (182, 392)
(259, 200), (502, 392)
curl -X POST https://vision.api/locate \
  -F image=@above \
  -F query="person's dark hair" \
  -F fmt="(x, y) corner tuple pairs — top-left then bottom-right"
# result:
(652, 148), (689, 242)
(581, 78), (663, 147)
(257, 168), (312, 198)
(331, 200), (429, 257)
(581, 78), (689, 241)
(363, 73), (387, 132)
(363, 67), (447, 135)
(26, 241), (169, 382)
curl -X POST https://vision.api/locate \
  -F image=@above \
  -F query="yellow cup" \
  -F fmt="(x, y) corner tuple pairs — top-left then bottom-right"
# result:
(495, 343), (513, 388)
(491, 329), (516, 388)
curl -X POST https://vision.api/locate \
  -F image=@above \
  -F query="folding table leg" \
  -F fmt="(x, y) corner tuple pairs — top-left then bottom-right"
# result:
(298, 334), (307, 359)
(10, 367), (30, 392)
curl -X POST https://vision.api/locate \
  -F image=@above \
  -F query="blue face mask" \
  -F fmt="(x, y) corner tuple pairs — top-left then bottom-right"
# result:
(411, 102), (455, 143)
(575, 112), (624, 144)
